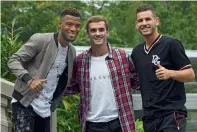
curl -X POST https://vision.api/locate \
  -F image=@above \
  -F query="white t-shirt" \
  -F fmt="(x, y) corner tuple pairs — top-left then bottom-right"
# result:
(86, 53), (118, 122)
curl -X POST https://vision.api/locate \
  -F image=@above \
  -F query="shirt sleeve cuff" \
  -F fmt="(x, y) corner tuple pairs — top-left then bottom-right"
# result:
(22, 73), (32, 83)
(180, 64), (192, 70)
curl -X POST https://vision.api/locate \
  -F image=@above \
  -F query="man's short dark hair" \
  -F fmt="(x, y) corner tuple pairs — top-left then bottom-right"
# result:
(60, 7), (81, 18)
(136, 5), (157, 17)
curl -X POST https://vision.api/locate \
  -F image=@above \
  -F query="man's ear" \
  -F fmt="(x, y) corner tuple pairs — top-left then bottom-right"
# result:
(135, 21), (139, 30)
(58, 20), (61, 28)
(107, 30), (109, 37)
(156, 17), (160, 26)
(86, 31), (89, 37)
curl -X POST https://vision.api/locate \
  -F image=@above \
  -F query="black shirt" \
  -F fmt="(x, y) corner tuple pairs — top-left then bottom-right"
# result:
(131, 35), (191, 118)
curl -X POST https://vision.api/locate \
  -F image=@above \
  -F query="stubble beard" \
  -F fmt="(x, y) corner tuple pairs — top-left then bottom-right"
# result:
(61, 31), (75, 42)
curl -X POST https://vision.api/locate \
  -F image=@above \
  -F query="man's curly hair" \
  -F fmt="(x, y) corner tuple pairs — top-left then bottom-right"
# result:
(60, 7), (81, 18)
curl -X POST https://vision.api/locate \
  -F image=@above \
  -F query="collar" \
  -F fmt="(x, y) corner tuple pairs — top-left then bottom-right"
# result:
(54, 32), (70, 49)
(144, 34), (162, 54)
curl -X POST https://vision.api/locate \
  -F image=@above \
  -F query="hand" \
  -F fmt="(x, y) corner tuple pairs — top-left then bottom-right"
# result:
(27, 79), (47, 92)
(155, 64), (171, 80)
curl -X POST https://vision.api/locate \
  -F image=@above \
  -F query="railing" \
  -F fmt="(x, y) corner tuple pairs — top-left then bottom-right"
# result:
(133, 93), (197, 111)
(75, 46), (197, 64)
(1, 78), (197, 132)
(0, 78), (57, 132)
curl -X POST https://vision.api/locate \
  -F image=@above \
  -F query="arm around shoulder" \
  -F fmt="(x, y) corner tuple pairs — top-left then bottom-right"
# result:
(64, 58), (80, 96)
(128, 54), (140, 90)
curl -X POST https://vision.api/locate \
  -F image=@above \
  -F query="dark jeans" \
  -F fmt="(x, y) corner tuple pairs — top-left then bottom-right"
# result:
(12, 102), (50, 132)
(86, 118), (122, 132)
(143, 112), (186, 132)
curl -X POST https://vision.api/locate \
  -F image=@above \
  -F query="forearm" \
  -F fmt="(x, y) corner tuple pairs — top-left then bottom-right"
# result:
(169, 68), (195, 82)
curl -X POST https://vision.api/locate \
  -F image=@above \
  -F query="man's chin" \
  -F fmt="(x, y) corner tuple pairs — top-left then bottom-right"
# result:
(65, 37), (76, 42)
(94, 43), (103, 45)
(140, 32), (152, 37)
(68, 39), (75, 42)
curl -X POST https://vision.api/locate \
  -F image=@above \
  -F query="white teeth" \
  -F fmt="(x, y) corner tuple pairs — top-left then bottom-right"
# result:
(141, 28), (149, 31)
(94, 38), (102, 40)
(68, 34), (76, 37)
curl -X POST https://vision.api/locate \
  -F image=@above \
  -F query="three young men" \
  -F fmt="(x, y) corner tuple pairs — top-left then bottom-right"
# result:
(8, 5), (195, 132)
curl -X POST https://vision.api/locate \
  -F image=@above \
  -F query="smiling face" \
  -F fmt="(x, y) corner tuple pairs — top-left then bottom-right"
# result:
(136, 10), (160, 37)
(87, 21), (109, 46)
(58, 15), (81, 42)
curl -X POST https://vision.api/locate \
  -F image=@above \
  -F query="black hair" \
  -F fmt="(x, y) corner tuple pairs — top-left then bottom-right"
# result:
(60, 7), (81, 18)
(136, 5), (157, 17)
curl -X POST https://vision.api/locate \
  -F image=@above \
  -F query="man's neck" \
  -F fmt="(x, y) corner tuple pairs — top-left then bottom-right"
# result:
(57, 34), (69, 47)
(91, 43), (109, 57)
(144, 33), (160, 49)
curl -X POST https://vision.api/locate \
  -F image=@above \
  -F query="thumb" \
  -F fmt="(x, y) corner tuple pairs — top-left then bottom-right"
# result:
(40, 79), (47, 83)
(157, 64), (162, 68)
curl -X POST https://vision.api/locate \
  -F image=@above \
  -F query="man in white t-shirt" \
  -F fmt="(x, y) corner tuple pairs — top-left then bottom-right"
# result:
(66, 16), (139, 132)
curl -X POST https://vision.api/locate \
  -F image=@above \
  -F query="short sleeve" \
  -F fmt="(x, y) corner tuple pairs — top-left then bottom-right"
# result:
(170, 39), (191, 70)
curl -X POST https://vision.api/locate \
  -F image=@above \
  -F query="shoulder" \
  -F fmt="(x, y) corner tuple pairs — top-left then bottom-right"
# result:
(161, 36), (182, 45)
(31, 33), (53, 39)
(111, 48), (129, 60)
(69, 43), (76, 52)
(162, 36), (184, 49)
(132, 43), (144, 54)
(29, 33), (54, 44)
(76, 50), (87, 60)
(113, 48), (127, 55)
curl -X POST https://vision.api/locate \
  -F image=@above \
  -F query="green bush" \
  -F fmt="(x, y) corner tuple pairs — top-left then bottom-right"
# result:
(57, 95), (81, 132)
(1, 18), (23, 82)
(136, 119), (144, 132)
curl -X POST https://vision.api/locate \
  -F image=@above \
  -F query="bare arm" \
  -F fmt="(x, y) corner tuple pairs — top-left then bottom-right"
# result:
(156, 64), (195, 82)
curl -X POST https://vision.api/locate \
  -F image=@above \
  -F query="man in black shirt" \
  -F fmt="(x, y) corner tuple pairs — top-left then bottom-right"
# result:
(131, 5), (195, 132)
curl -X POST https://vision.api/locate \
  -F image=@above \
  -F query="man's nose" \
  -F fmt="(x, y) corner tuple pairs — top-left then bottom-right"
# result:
(95, 30), (101, 35)
(142, 20), (147, 25)
(69, 25), (77, 31)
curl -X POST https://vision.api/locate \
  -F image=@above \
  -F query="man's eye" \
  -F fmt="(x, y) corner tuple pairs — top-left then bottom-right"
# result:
(66, 23), (72, 26)
(75, 24), (81, 29)
(90, 29), (97, 33)
(89, 28), (105, 33)
(145, 18), (151, 21)
(98, 28), (105, 32)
